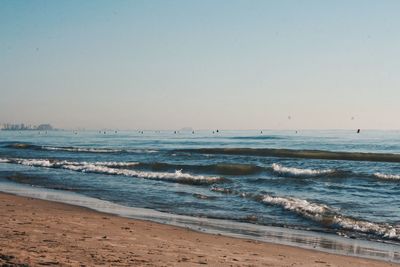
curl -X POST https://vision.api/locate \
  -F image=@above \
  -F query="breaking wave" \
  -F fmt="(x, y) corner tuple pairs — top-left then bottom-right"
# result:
(261, 194), (400, 240)
(211, 186), (400, 241)
(333, 216), (399, 240)
(64, 161), (139, 167)
(271, 163), (335, 177)
(261, 194), (330, 219)
(374, 172), (400, 180)
(43, 146), (124, 153)
(180, 148), (400, 163)
(0, 158), (224, 185)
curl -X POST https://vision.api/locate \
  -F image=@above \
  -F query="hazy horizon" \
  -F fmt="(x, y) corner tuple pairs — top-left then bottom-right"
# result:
(1, 0), (400, 130)
(2, 123), (400, 132)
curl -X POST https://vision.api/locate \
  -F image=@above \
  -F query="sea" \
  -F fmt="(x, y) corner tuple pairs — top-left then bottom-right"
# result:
(0, 129), (399, 262)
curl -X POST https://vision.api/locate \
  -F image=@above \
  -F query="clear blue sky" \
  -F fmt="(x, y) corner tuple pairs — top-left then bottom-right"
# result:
(1, 0), (399, 130)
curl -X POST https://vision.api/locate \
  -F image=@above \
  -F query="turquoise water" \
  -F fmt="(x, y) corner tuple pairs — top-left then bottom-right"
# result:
(0, 129), (399, 247)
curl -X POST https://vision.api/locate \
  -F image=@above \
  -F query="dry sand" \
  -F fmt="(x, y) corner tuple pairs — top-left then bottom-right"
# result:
(0, 192), (397, 267)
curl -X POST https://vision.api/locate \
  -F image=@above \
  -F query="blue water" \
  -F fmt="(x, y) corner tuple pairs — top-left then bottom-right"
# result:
(0, 129), (399, 246)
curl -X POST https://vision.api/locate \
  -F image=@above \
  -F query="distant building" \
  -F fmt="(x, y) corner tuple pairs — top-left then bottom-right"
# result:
(1, 123), (54, 131)
(1, 123), (30, 130)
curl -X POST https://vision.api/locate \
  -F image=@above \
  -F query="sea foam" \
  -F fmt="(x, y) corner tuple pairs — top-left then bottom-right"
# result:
(261, 194), (400, 240)
(374, 172), (400, 180)
(261, 194), (329, 219)
(210, 186), (400, 241)
(271, 163), (334, 176)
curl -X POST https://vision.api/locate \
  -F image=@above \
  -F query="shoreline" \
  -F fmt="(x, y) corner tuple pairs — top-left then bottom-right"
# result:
(0, 192), (398, 266)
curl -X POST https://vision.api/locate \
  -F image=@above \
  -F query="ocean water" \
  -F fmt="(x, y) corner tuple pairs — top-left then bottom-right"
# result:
(1, 130), (400, 259)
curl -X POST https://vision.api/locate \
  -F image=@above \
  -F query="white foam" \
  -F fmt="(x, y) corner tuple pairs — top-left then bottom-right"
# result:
(95, 161), (139, 167)
(261, 195), (330, 220)
(333, 216), (400, 240)
(0, 158), (10, 163)
(15, 158), (54, 167)
(42, 146), (123, 153)
(5, 158), (221, 184)
(261, 194), (400, 240)
(62, 163), (219, 183)
(271, 163), (334, 176)
(374, 172), (400, 180)
(59, 161), (139, 167)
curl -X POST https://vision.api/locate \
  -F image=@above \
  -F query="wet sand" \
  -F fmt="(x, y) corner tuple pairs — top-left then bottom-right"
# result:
(0, 192), (397, 266)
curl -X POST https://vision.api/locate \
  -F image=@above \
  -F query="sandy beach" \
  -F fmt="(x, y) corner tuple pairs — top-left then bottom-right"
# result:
(0, 192), (396, 267)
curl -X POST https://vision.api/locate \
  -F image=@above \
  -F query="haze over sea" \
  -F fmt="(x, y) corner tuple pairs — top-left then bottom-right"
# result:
(1, 129), (400, 261)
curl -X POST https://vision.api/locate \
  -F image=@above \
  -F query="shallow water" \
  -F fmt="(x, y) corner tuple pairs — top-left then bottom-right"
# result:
(0, 130), (399, 252)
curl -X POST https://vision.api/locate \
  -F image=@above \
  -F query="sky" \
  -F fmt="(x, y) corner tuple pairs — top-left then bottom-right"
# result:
(1, 0), (399, 130)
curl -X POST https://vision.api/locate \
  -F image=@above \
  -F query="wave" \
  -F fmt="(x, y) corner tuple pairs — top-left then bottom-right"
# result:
(2, 155), (397, 183)
(43, 146), (124, 153)
(270, 163), (400, 182)
(374, 172), (400, 180)
(0, 158), (224, 185)
(333, 216), (399, 240)
(179, 148), (400, 163)
(261, 194), (399, 240)
(211, 186), (400, 241)
(6, 143), (158, 154)
(67, 161), (139, 167)
(261, 195), (331, 220)
(271, 163), (335, 177)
